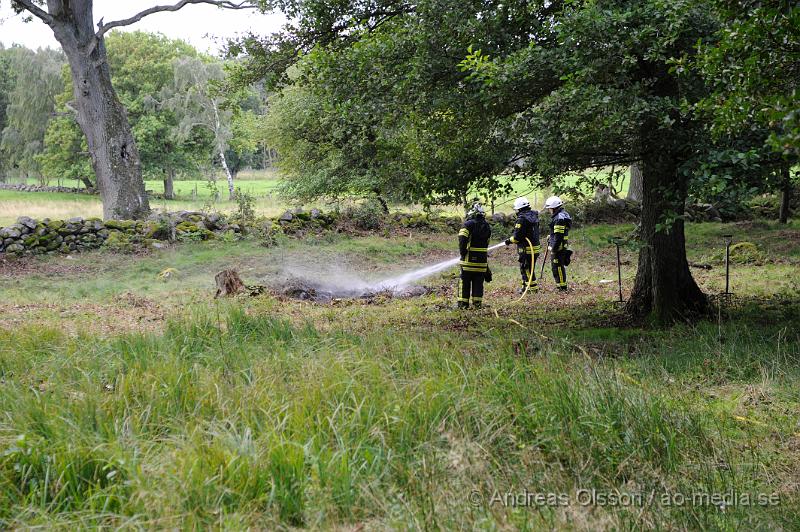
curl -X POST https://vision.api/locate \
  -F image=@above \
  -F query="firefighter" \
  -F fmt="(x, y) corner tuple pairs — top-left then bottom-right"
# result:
(504, 197), (541, 294)
(457, 203), (492, 309)
(544, 195), (572, 291)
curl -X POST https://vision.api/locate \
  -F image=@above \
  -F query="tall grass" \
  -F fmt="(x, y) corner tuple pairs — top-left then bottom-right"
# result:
(0, 305), (795, 528)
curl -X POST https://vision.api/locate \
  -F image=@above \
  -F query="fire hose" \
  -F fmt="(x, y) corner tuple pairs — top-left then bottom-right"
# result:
(514, 237), (538, 303)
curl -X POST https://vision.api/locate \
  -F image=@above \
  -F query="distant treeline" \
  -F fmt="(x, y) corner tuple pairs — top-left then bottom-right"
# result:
(0, 32), (276, 198)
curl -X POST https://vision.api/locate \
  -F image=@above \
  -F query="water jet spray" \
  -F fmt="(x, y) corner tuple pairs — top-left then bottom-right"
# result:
(369, 242), (507, 292)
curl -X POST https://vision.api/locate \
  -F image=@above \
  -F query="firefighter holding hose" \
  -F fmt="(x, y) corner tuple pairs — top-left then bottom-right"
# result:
(504, 197), (541, 294)
(457, 203), (492, 309)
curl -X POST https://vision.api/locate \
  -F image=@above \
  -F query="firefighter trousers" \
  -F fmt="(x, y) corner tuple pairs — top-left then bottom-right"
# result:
(551, 251), (568, 289)
(458, 269), (485, 308)
(519, 252), (539, 288)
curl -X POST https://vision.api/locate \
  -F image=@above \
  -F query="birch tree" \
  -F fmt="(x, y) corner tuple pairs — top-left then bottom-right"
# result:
(164, 57), (236, 200)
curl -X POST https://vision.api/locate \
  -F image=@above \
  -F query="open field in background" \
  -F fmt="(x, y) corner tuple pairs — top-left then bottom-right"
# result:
(0, 171), (286, 226)
(0, 220), (797, 527)
(0, 168), (629, 226)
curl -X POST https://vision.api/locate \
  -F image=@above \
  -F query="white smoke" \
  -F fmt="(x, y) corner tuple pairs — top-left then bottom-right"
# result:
(260, 242), (506, 297)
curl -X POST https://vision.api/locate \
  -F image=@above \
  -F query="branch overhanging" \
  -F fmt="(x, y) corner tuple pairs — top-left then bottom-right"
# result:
(10, 0), (54, 25)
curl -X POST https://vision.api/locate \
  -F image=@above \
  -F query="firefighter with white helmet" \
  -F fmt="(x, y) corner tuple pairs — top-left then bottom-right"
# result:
(544, 195), (572, 291)
(504, 196), (541, 293)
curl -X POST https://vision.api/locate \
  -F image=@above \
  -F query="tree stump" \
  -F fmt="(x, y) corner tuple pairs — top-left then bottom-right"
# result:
(214, 269), (245, 298)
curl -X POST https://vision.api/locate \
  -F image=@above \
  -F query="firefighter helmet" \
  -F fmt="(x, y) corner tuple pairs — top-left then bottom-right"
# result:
(513, 197), (530, 210)
(544, 195), (564, 209)
(467, 203), (486, 218)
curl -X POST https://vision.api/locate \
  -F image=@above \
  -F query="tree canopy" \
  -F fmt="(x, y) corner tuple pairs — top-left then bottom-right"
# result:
(696, 0), (799, 158)
(38, 32), (215, 190)
(4, 0), (263, 219)
(163, 56), (238, 198)
(231, 0), (796, 320)
(0, 46), (64, 181)
(242, 0), (522, 206)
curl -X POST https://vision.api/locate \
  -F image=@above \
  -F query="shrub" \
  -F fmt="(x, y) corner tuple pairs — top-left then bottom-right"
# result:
(232, 188), (257, 230)
(748, 190), (799, 219)
(344, 198), (385, 230)
(258, 220), (287, 248)
(714, 241), (764, 265)
(728, 241), (764, 264)
(571, 198), (640, 224)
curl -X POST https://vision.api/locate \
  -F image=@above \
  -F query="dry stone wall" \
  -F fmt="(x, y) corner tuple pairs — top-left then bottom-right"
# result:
(0, 212), (240, 255)
(0, 183), (96, 195)
(0, 208), (520, 256)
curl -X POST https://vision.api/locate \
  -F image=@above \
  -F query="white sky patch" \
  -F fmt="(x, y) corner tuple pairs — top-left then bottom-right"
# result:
(0, 0), (286, 55)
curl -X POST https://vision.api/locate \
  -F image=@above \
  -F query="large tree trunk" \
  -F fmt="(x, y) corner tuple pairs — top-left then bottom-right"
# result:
(628, 163), (644, 203)
(779, 163), (792, 224)
(50, 3), (149, 220)
(625, 150), (707, 323)
(163, 167), (175, 200)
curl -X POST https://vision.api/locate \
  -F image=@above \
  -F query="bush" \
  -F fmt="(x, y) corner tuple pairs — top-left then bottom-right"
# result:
(232, 188), (256, 230)
(571, 198), (640, 224)
(258, 220), (287, 248)
(748, 190), (799, 219)
(728, 241), (764, 264)
(714, 241), (764, 265)
(344, 198), (385, 230)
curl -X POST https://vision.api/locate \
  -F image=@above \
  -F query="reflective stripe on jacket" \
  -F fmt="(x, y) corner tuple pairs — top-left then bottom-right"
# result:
(458, 217), (492, 272)
(548, 209), (572, 251)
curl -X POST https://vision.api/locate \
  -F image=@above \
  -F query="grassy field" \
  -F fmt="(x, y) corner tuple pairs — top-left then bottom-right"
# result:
(0, 171), (287, 226)
(0, 219), (797, 528)
(0, 168), (627, 226)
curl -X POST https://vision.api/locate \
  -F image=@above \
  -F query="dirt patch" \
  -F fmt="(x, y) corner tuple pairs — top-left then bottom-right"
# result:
(0, 254), (100, 278)
(0, 247), (158, 279)
(0, 298), (167, 336)
(731, 220), (771, 231)
(771, 229), (800, 256)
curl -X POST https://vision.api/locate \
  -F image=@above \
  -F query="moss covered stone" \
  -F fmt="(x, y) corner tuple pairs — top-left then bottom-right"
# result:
(105, 220), (137, 231)
(141, 221), (163, 239)
(176, 221), (200, 233)
(728, 241), (764, 264)
(103, 231), (133, 252)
